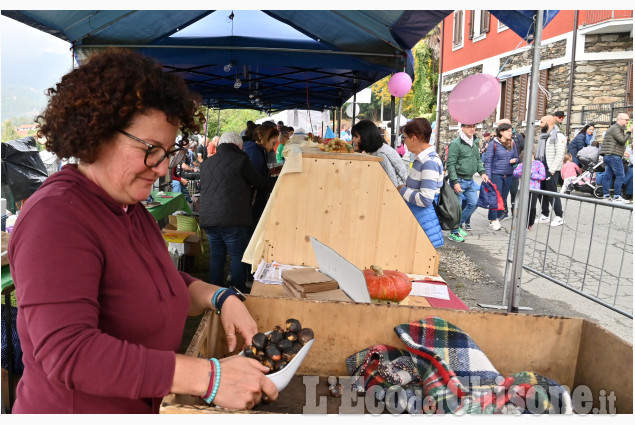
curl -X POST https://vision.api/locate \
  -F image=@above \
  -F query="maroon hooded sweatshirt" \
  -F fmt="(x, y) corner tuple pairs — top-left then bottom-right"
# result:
(8, 165), (196, 413)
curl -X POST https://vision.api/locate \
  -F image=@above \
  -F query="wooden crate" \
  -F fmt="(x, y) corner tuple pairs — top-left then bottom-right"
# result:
(160, 296), (633, 414)
(250, 151), (439, 276)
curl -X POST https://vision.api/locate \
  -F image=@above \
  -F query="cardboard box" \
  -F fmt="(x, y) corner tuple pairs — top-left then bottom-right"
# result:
(160, 297), (633, 414)
(161, 224), (201, 256)
(281, 268), (338, 295)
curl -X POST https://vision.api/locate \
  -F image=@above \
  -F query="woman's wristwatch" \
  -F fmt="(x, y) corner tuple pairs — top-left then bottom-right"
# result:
(214, 286), (246, 314)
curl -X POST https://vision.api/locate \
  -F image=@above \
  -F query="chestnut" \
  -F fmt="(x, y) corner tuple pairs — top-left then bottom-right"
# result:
(265, 344), (282, 362)
(268, 330), (283, 344)
(272, 325), (284, 333)
(283, 332), (298, 343)
(277, 338), (292, 352)
(261, 357), (275, 373)
(285, 318), (302, 333)
(282, 351), (296, 362)
(252, 332), (268, 350)
(291, 342), (302, 353)
(274, 359), (288, 372)
(243, 345), (257, 358)
(297, 328), (314, 345)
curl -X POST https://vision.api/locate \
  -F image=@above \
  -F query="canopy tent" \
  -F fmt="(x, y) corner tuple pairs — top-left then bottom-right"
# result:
(2, 10), (451, 112)
(2, 10), (558, 113)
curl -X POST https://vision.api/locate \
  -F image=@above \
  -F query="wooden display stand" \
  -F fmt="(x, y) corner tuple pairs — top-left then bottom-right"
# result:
(251, 150), (439, 276)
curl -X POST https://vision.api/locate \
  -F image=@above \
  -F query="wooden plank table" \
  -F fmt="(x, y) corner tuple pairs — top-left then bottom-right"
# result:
(249, 280), (432, 307)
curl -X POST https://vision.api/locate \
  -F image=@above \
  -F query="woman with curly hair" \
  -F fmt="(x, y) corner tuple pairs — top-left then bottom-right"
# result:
(7, 48), (277, 413)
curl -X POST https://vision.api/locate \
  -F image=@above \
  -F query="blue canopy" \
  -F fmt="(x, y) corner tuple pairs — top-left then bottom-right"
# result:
(2, 10), (557, 112)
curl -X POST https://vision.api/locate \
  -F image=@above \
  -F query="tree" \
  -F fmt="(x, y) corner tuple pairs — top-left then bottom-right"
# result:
(2, 120), (19, 142)
(413, 25), (441, 120)
(200, 107), (266, 138)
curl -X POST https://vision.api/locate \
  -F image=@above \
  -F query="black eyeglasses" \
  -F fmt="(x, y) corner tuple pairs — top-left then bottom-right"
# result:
(118, 129), (185, 168)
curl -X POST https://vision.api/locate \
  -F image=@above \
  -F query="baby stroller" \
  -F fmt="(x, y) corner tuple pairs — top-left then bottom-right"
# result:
(562, 155), (605, 198)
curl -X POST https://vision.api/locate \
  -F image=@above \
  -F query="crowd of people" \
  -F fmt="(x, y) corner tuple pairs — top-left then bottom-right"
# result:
(6, 47), (632, 414)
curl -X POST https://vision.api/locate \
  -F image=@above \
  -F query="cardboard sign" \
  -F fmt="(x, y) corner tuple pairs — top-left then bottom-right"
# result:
(309, 236), (371, 303)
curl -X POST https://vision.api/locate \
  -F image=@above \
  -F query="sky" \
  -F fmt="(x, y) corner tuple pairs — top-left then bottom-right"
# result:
(1, 15), (73, 87)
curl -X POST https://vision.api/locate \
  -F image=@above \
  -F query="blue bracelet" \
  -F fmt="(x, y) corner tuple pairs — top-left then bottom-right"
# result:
(205, 358), (221, 405)
(212, 288), (227, 310)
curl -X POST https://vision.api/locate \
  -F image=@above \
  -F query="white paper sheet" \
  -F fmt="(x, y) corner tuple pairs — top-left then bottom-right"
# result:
(253, 259), (308, 285)
(409, 282), (450, 300)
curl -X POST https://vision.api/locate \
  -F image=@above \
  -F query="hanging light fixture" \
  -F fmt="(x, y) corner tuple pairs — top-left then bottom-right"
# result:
(234, 77), (242, 89)
(224, 62), (233, 73)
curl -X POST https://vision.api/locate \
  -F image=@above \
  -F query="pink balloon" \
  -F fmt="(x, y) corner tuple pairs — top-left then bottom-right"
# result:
(388, 72), (412, 98)
(448, 74), (500, 125)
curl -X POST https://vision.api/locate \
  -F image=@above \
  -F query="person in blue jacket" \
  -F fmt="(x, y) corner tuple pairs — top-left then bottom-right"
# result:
(396, 118), (444, 248)
(483, 123), (519, 230)
(568, 123), (595, 166)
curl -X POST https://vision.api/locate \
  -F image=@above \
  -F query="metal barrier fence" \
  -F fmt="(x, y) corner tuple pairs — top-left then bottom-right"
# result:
(505, 189), (633, 318)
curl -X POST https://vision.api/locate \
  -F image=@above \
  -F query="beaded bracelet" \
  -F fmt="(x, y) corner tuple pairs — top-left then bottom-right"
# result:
(200, 359), (215, 400)
(212, 288), (227, 310)
(203, 358), (221, 405)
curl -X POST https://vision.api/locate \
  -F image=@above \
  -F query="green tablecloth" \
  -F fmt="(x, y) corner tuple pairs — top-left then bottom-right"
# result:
(2, 264), (14, 294)
(147, 191), (191, 222)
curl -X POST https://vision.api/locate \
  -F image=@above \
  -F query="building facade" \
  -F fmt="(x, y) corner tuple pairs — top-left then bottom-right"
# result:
(438, 10), (633, 148)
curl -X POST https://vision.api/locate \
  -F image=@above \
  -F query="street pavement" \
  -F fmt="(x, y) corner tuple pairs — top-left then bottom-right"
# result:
(451, 174), (633, 343)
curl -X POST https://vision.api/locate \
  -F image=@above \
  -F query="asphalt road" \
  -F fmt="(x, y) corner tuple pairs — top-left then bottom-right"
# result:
(442, 174), (633, 344)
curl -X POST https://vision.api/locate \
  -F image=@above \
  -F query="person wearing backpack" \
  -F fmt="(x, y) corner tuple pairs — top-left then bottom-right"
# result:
(445, 123), (490, 242)
(397, 118), (444, 248)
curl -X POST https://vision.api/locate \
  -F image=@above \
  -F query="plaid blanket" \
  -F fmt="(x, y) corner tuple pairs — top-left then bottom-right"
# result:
(346, 316), (572, 414)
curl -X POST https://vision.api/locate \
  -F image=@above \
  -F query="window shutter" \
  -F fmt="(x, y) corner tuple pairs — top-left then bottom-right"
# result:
(468, 10), (474, 40)
(536, 69), (549, 118)
(503, 79), (514, 120)
(481, 11), (490, 33)
(453, 11), (460, 45)
(627, 61), (633, 105)
(489, 107), (497, 123)
(518, 74), (528, 121)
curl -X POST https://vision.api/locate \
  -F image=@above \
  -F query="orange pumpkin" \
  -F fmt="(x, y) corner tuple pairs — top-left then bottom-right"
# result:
(363, 265), (412, 302)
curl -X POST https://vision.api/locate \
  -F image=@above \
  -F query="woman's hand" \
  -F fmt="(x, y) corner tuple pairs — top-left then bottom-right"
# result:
(213, 356), (279, 410)
(220, 296), (258, 352)
(453, 183), (462, 194)
(481, 174), (490, 184)
(510, 158), (517, 164)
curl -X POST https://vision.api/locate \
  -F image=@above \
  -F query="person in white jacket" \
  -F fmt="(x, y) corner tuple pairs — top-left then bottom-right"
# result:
(535, 115), (567, 226)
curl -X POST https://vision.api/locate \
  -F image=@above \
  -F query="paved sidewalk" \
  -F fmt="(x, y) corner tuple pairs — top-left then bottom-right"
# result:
(448, 174), (633, 343)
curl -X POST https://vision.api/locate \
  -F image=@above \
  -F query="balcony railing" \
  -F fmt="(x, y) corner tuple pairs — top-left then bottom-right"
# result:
(581, 101), (633, 125)
(583, 10), (633, 26)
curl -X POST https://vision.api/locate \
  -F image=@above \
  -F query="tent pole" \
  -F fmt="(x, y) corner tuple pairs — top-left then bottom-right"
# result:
(566, 10), (579, 137)
(332, 108), (335, 132)
(390, 95), (396, 147)
(435, 19), (445, 155)
(507, 10), (544, 313)
(216, 108), (221, 136)
(380, 96), (384, 122)
(352, 88), (357, 128)
(204, 106), (211, 139)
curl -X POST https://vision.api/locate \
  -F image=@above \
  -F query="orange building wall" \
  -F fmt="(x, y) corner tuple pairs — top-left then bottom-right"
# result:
(442, 10), (577, 73)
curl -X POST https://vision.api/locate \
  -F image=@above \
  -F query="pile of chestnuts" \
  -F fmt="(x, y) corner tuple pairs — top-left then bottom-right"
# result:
(242, 318), (314, 374)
